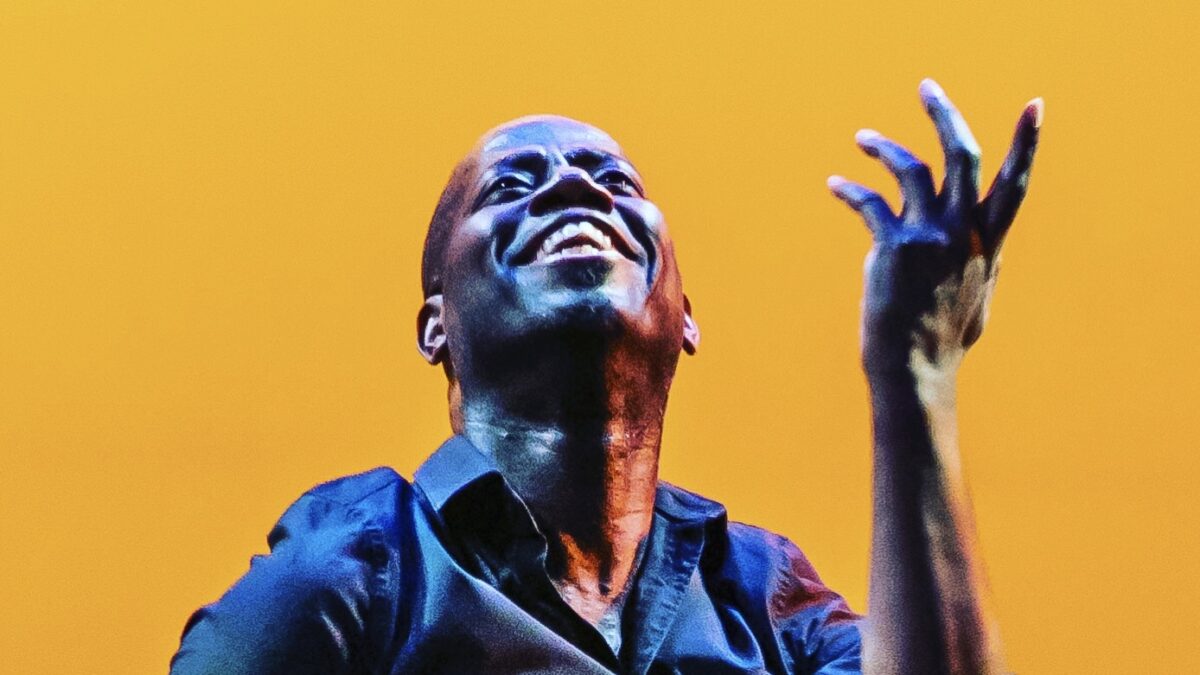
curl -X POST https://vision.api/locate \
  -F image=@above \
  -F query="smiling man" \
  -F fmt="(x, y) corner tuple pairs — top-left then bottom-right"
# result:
(172, 80), (1041, 675)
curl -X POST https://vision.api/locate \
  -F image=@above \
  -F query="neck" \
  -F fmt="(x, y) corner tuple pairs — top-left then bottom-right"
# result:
(452, 332), (675, 622)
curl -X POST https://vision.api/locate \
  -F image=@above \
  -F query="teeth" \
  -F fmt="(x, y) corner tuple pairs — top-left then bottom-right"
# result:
(534, 221), (618, 263)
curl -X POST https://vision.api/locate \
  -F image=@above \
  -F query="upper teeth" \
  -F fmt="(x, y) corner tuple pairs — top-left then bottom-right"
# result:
(536, 221), (616, 263)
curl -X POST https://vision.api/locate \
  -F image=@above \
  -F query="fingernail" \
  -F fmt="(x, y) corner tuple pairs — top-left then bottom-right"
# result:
(827, 175), (847, 190)
(919, 78), (945, 99)
(855, 129), (882, 145)
(1027, 97), (1045, 128)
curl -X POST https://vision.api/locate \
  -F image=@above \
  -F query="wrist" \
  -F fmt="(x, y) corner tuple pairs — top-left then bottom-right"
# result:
(861, 323), (917, 380)
(864, 332), (961, 398)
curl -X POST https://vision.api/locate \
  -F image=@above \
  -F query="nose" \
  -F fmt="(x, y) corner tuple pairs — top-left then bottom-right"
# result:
(528, 167), (614, 216)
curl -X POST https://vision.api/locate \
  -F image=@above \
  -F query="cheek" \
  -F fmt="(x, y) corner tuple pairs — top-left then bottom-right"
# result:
(442, 214), (509, 298)
(446, 216), (494, 268)
(638, 258), (686, 341)
(616, 199), (667, 246)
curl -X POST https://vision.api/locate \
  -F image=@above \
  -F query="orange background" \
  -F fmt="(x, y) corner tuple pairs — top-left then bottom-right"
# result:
(2, 2), (1197, 673)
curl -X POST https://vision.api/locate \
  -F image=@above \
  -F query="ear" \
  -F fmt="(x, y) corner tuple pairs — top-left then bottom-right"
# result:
(682, 294), (700, 355)
(417, 295), (447, 365)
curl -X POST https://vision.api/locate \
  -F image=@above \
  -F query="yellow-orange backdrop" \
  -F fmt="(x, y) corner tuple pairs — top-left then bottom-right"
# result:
(2, 2), (1197, 673)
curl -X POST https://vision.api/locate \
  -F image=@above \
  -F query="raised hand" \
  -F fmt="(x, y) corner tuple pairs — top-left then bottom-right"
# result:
(830, 80), (1043, 674)
(829, 79), (1042, 377)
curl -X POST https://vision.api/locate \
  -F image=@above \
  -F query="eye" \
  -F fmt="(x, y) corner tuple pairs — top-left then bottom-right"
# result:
(481, 174), (533, 206)
(596, 170), (642, 197)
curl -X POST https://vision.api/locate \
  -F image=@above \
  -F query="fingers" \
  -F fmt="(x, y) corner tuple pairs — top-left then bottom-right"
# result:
(828, 175), (897, 235)
(919, 78), (982, 218)
(981, 97), (1043, 248)
(855, 129), (936, 222)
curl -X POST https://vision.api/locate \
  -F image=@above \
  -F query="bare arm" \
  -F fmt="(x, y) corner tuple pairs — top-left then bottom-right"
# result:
(829, 79), (1042, 675)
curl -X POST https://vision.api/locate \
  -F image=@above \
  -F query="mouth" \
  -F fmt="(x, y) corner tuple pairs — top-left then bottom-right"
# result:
(509, 214), (640, 267)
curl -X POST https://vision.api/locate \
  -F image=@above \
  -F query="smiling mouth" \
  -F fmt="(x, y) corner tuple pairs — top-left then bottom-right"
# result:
(535, 221), (621, 264)
(511, 217), (638, 267)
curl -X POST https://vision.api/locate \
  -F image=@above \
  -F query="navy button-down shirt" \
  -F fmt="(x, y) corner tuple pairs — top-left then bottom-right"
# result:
(172, 437), (862, 674)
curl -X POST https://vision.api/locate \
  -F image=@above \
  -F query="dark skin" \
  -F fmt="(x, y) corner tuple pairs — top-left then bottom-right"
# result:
(418, 80), (1042, 673)
(831, 79), (1041, 675)
(418, 117), (698, 623)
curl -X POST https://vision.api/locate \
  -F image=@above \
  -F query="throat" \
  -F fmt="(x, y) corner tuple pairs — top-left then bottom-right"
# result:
(549, 528), (647, 637)
(451, 336), (671, 635)
(459, 415), (661, 626)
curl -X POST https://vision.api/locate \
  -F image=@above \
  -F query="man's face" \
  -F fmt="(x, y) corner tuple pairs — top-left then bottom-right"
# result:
(429, 116), (694, 374)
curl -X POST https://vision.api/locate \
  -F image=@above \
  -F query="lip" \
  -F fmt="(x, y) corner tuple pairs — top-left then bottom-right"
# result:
(506, 210), (643, 267)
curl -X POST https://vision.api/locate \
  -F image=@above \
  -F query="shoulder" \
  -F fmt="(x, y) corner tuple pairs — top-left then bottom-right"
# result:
(708, 520), (826, 609)
(173, 468), (413, 672)
(654, 481), (838, 606)
(719, 520), (858, 616)
(723, 521), (824, 583)
(653, 482), (815, 583)
(302, 465), (407, 506)
(266, 467), (414, 559)
(717, 521), (862, 670)
(703, 519), (862, 672)
(653, 481), (838, 596)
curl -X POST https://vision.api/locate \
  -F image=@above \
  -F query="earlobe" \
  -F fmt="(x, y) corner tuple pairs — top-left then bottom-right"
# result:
(417, 295), (447, 365)
(682, 294), (700, 355)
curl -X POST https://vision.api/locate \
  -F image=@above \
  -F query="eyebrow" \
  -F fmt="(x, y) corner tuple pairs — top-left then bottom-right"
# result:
(486, 150), (550, 176)
(566, 148), (645, 188)
(563, 147), (619, 171)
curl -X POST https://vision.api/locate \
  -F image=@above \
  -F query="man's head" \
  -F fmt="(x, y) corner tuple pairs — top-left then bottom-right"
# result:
(417, 116), (699, 403)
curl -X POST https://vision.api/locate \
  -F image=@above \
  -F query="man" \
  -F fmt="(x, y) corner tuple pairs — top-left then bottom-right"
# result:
(172, 79), (1041, 674)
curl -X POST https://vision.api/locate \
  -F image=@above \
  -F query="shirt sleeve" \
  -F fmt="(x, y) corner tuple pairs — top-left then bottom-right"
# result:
(770, 536), (864, 675)
(170, 493), (388, 675)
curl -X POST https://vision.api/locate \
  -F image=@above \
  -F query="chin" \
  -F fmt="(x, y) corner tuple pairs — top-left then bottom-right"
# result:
(531, 289), (627, 334)
(518, 256), (649, 313)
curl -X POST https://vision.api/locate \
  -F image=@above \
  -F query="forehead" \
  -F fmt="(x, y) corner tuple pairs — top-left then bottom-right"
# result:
(476, 117), (629, 168)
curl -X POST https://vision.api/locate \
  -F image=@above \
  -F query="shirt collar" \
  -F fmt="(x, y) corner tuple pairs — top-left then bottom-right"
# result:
(654, 481), (727, 525)
(413, 435), (729, 526)
(412, 435), (503, 513)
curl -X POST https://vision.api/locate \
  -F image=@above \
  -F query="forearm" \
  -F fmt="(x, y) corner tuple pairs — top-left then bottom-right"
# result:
(828, 77), (1040, 675)
(863, 347), (1003, 675)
